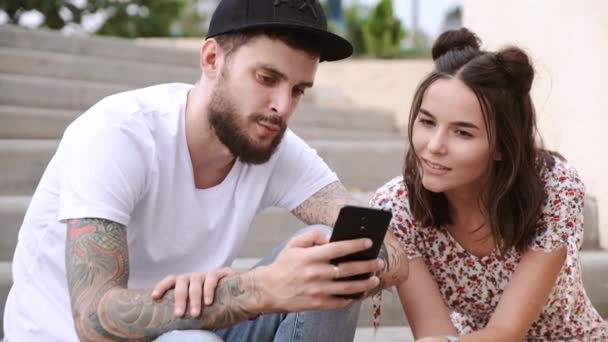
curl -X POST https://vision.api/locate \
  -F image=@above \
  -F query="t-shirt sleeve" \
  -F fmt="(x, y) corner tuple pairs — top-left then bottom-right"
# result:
(369, 177), (422, 260)
(263, 130), (338, 211)
(57, 114), (153, 226)
(530, 159), (585, 252)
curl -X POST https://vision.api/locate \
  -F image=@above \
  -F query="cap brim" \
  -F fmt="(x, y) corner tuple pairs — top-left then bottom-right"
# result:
(207, 23), (353, 62)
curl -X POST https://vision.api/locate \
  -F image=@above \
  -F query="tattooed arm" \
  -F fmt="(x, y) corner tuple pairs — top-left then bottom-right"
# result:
(291, 181), (409, 294)
(66, 218), (264, 341)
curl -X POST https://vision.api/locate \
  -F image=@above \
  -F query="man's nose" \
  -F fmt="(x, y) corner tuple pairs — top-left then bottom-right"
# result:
(270, 88), (294, 119)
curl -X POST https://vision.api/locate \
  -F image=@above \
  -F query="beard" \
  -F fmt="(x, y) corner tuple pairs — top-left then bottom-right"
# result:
(208, 70), (287, 164)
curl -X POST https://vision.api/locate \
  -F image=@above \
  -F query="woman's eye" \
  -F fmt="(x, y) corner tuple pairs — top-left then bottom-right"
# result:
(419, 118), (434, 126)
(455, 130), (473, 137)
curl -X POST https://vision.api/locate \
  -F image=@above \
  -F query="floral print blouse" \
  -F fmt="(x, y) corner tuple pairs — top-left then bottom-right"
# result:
(371, 158), (608, 341)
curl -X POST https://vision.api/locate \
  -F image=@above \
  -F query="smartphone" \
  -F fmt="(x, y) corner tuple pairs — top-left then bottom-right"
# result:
(329, 205), (392, 298)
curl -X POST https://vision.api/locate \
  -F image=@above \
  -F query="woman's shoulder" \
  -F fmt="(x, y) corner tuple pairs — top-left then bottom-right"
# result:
(539, 154), (585, 197)
(371, 176), (409, 208)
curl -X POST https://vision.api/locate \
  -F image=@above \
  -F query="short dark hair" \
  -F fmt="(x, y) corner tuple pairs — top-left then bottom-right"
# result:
(404, 27), (556, 253)
(213, 28), (323, 60)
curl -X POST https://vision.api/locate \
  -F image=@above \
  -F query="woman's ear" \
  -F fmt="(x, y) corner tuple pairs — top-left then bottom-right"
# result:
(493, 149), (503, 161)
(200, 39), (221, 79)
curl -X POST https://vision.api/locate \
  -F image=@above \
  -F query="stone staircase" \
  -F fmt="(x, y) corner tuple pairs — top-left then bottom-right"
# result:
(0, 25), (606, 341)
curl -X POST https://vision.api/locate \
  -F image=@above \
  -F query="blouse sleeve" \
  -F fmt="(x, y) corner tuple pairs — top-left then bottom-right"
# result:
(530, 158), (586, 252)
(369, 176), (421, 328)
(370, 176), (422, 260)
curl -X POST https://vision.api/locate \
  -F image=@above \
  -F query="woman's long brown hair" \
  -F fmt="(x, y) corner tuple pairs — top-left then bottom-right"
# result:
(404, 28), (555, 253)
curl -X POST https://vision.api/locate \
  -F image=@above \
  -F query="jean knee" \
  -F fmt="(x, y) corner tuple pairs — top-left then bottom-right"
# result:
(295, 224), (332, 237)
(155, 330), (224, 342)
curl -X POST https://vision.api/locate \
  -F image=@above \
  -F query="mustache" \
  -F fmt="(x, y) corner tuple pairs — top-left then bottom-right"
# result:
(249, 113), (286, 129)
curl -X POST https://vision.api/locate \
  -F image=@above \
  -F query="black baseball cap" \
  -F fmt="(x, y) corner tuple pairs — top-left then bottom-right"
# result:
(206, 0), (353, 62)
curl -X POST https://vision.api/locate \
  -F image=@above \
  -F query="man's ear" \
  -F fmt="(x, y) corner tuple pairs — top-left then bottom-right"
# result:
(200, 39), (222, 79)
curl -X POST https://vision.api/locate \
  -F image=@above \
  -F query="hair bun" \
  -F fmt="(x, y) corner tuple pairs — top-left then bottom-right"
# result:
(432, 28), (481, 61)
(496, 47), (534, 94)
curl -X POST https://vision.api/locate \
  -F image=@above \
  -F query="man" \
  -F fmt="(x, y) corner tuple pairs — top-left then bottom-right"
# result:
(3, 0), (408, 341)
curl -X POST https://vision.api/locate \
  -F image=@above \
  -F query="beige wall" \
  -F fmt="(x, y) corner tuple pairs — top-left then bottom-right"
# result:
(463, 0), (608, 247)
(314, 59), (433, 131)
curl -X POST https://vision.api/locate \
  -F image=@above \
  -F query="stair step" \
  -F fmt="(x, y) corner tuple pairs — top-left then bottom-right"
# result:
(0, 47), (198, 88)
(0, 25), (198, 68)
(0, 192), (376, 262)
(0, 73), (131, 110)
(0, 105), (400, 141)
(0, 72), (398, 130)
(0, 139), (405, 195)
(0, 191), (601, 261)
(0, 139), (58, 196)
(0, 196), (30, 261)
(354, 327), (414, 342)
(0, 261), (12, 338)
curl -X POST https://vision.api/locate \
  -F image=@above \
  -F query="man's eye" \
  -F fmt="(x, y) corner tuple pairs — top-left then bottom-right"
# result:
(258, 74), (275, 85)
(293, 88), (306, 97)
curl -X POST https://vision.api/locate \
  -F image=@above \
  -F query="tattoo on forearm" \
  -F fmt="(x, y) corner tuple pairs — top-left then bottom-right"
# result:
(366, 238), (409, 297)
(292, 181), (354, 226)
(66, 218), (262, 341)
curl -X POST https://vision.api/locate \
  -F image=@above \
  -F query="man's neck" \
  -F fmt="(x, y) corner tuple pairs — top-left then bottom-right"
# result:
(185, 84), (236, 189)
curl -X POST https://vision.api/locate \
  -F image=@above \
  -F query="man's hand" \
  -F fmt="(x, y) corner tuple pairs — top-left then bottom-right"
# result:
(151, 268), (236, 318)
(256, 229), (384, 313)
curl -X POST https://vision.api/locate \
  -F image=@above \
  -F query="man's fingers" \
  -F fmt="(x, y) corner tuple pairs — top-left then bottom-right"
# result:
(332, 259), (384, 279)
(204, 268), (235, 305)
(173, 276), (190, 317)
(151, 275), (176, 299)
(286, 230), (329, 249)
(188, 274), (204, 317)
(308, 238), (373, 262)
(324, 276), (380, 295)
(203, 273), (220, 306)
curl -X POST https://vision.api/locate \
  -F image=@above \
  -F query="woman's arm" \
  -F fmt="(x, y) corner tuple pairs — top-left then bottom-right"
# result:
(397, 258), (458, 338)
(458, 247), (566, 341)
(417, 247), (566, 342)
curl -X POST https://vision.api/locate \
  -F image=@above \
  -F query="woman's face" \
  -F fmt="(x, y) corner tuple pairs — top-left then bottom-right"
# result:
(412, 78), (492, 197)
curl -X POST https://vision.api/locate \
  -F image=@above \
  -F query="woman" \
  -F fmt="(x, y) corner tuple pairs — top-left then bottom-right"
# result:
(371, 28), (608, 341)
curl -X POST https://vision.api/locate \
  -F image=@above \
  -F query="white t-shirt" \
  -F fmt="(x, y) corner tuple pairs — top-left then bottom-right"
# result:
(3, 83), (338, 341)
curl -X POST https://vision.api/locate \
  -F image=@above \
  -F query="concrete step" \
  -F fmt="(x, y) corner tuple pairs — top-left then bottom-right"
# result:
(0, 190), (600, 261)
(0, 140), (57, 196)
(0, 261), (11, 338)
(0, 105), (401, 141)
(0, 106), (76, 140)
(0, 73), (132, 110)
(0, 46), (198, 87)
(354, 327), (414, 342)
(0, 193), (375, 263)
(0, 196), (29, 261)
(0, 24), (198, 68)
(291, 126), (403, 142)
(0, 75), (398, 132)
(0, 139), (405, 196)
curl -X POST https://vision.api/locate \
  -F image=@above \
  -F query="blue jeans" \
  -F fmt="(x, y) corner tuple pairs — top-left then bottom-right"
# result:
(155, 225), (362, 342)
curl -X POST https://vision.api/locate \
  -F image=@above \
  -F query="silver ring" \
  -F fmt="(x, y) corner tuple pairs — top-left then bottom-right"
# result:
(332, 265), (341, 279)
